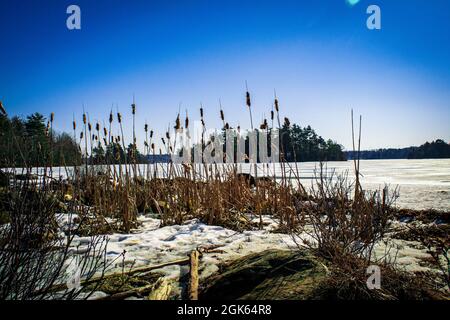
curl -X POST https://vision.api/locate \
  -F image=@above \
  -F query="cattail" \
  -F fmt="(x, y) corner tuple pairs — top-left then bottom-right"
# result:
(166, 132), (170, 140)
(131, 103), (136, 115)
(80, 132), (83, 139)
(260, 119), (268, 130)
(175, 115), (181, 130)
(109, 111), (113, 123)
(224, 122), (230, 130)
(150, 130), (154, 138)
(185, 114), (189, 129)
(144, 123), (148, 132)
(220, 109), (224, 121)
(201, 119), (205, 127)
(0, 101), (6, 116)
(151, 143), (155, 150)
(246, 91), (251, 107)
(161, 138), (166, 145)
(50, 112), (54, 123)
(103, 127), (107, 136)
(117, 112), (122, 123)
(144, 141), (148, 147)
(284, 117), (290, 127)
(274, 98), (279, 112)
(103, 138), (107, 145)
(83, 113), (86, 124)
(88, 123), (92, 132)
(96, 122), (100, 132)
(92, 134), (95, 140)
(117, 135), (121, 142)
(200, 107), (204, 118)
(271, 110), (274, 120)
(73, 120), (76, 131)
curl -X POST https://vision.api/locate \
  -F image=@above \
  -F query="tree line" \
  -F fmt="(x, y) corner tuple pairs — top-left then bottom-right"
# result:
(346, 139), (450, 160)
(1, 112), (346, 167)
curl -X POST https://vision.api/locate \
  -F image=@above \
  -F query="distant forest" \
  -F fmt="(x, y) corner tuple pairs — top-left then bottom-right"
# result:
(1, 112), (447, 167)
(0, 112), (346, 167)
(346, 139), (450, 160)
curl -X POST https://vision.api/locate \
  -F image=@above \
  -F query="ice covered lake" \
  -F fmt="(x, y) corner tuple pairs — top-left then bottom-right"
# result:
(16, 159), (450, 212)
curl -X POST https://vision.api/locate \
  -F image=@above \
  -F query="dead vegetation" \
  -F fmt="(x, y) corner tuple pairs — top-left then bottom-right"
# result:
(0, 93), (448, 300)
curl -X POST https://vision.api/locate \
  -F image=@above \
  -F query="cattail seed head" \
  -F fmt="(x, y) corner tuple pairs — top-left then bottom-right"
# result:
(175, 115), (181, 130)
(73, 120), (76, 131)
(260, 119), (268, 130)
(271, 110), (274, 120)
(185, 115), (189, 129)
(166, 132), (170, 140)
(103, 138), (107, 145)
(150, 130), (154, 138)
(80, 132), (83, 139)
(274, 98), (279, 112)
(50, 112), (54, 123)
(83, 113), (86, 124)
(161, 138), (166, 145)
(117, 113), (122, 123)
(96, 122), (100, 132)
(246, 91), (251, 107)
(109, 111), (113, 123)
(131, 103), (136, 115)
(220, 109), (224, 121)
(103, 127), (107, 136)
(284, 117), (290, 127)
(151, 143), (155, 150)
(144, 123), (148, 132)
(200, 107), (204, 118)
(224, 122), (230, 130)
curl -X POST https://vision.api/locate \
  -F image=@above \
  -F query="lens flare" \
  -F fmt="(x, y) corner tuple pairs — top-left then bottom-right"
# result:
(346, 0), (360, 6)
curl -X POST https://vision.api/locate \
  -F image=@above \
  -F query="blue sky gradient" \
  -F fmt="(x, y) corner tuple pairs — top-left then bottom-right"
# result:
(1, 0), (449, 150)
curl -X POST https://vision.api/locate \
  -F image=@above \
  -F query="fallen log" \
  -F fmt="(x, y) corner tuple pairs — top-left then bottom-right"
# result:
(32, 256), (190, 296)
(95, 283), (155, 300)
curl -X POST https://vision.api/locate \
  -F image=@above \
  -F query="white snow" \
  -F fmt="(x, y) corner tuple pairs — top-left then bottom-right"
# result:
(66, 213), (437, 299)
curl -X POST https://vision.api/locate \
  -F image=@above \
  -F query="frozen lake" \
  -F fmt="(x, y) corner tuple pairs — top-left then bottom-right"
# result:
(294, 159), (450, 211)
(11, 159), (450, 212)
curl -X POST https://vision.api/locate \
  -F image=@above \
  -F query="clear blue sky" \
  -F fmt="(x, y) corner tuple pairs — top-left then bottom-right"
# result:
(1, 0), (449, 150)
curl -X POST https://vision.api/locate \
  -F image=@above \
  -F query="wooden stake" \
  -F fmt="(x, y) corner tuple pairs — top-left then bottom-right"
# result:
(189, 250), (199, 300)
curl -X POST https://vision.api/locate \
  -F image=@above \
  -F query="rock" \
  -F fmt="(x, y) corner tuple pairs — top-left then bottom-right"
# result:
(200, 249), (327, 300)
